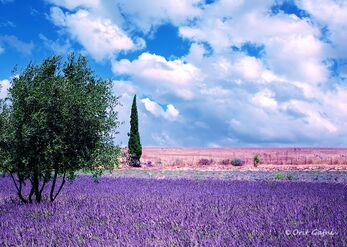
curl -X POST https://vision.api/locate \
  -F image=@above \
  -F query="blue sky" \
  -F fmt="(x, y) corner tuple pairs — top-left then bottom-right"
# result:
(1, 0), (347, 147)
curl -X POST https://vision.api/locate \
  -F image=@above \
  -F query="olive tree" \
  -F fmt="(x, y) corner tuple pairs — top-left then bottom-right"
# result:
(0, 54), (120, 203)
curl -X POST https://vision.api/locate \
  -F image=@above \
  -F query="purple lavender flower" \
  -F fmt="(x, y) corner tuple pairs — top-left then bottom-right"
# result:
(0, 176), (345, 246)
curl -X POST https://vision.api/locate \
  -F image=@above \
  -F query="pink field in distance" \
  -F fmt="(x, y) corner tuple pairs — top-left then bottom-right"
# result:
(132, 147), (347, 171)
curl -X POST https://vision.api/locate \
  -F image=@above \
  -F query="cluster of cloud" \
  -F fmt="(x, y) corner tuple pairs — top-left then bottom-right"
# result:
(0, 79), (10, 99)
(46, 0), (347, 146)
(50, 7), (136, 61)
(113, 53), (201, 100)
(141, 98), (179, 121)
(0, 35), (34, 55)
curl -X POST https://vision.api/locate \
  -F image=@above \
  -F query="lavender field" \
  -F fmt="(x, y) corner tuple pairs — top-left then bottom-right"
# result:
(0, 175), (346, 246)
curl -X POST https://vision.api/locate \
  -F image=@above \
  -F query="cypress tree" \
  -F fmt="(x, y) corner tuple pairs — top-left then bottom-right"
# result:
(128, 95), (142, 167)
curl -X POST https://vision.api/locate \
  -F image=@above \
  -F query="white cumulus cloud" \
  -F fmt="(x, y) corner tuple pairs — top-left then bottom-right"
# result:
(141, 98), (179, 121)
(296, 0), (347, 56)
(113, 53), (201, 100)
(252, 88), (278, 110)
(0, 35), (34, 55)
(50, 7), (136, 61)
(116, 0), (202, 32)
(43, 0), (347, 146)
(0, 79), (10, 99)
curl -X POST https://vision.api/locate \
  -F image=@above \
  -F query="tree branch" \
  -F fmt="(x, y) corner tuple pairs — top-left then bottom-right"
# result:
(9, 173), (20, 192)
(10, 173), (28, 203)
(28, 179), (35, 204)
(51, 171), (66, 202)
(50, 169), (58, 202)
(39, 178), (47, 195)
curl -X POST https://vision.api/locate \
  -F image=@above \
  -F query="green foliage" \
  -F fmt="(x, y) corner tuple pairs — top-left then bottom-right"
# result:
(198, 159), (213, 166)
(0, 53), (120, 202)
(231, 159), (244, 166)
(128, 95), (142, 167)
(274, 172), (295, 181)
(274, 172), (286, 180)
(253, 153), (261, 167)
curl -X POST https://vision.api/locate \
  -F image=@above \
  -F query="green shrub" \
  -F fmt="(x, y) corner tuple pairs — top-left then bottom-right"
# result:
(231, 159), (245, 166)
(221, 159), (230, 165)
(253, 153), (261, 167)
(198, 159), (213, 166)
(274, 172), (286, 180)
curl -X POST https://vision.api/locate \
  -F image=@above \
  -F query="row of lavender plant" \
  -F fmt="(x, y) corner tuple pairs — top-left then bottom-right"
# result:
(1, 176), (346, 246)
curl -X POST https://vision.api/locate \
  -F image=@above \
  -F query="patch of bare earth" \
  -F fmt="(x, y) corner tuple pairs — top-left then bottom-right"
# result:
(120, 147), (347, 171)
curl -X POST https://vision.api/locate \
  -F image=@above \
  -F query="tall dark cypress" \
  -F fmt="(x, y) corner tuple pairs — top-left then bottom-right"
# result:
(128, 95), (142, 167)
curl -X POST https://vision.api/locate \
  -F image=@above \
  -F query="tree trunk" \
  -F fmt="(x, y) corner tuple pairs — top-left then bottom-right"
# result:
(50, 169), (66, 202)
(9, 173), (28, 203)
(33, 166), (42, 203)
(28, 179), (35, 203)
(50, 169), (58, 202)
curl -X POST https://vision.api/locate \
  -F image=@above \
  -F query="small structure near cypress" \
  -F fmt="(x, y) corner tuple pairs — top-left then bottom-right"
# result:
(128, 95), (142, 167)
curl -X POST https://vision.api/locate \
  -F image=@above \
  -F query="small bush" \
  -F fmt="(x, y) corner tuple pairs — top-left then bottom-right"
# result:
(221, 159), (230, 165)
(173, 159), (184, 166)
(274, 172), (286, 180)
(253, 153), (261, 167)
(198, 159), (213, 166)
(231, 159), (245, 166)
(145, 161), (153, 167)
(123, 152), (141, 167)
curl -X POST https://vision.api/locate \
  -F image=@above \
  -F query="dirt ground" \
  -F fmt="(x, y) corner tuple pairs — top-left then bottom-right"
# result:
(121, 147), (347, 171)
